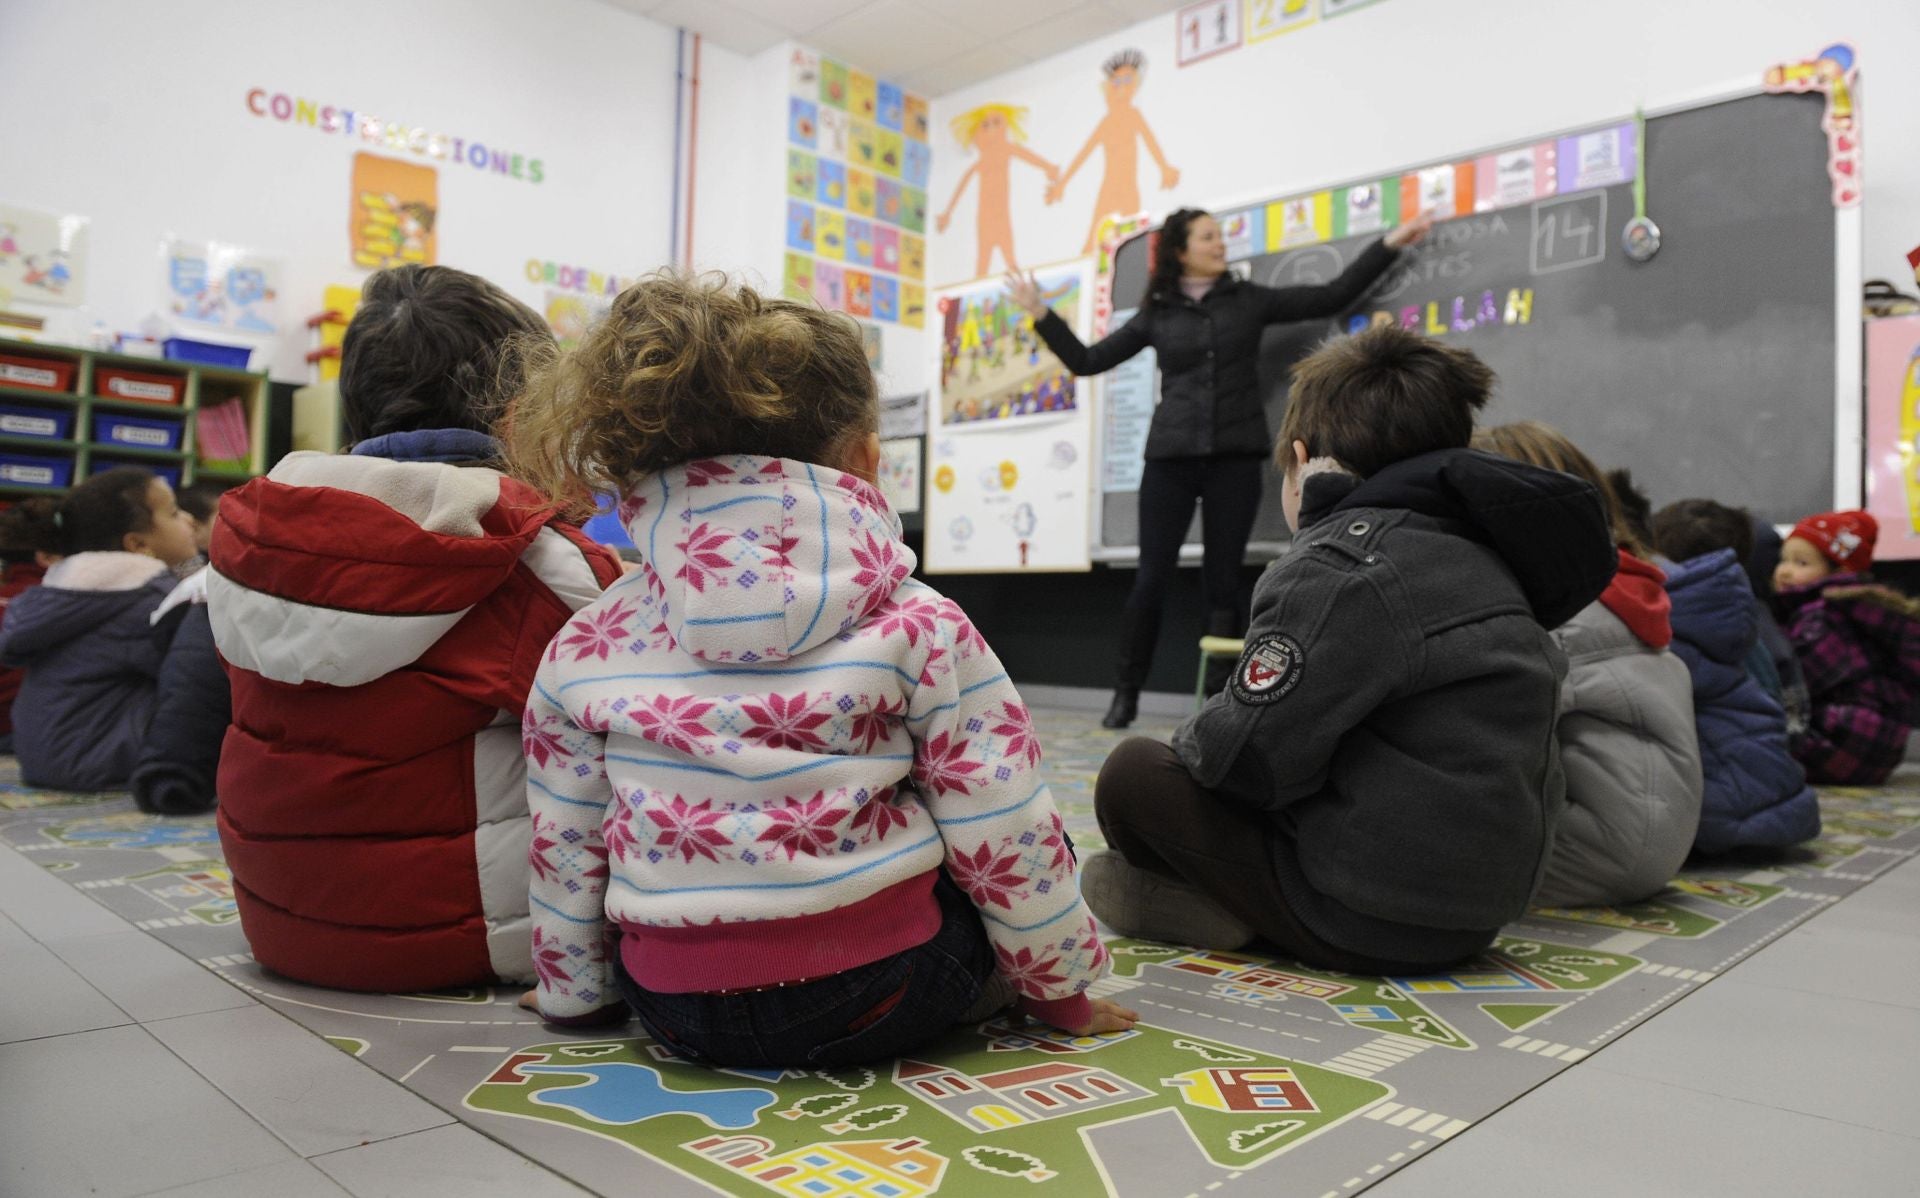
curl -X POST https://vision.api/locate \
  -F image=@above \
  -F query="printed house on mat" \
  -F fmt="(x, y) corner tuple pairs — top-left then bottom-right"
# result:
(685, 1135), (946, 1197)
(895, 1058), (1148, 1130)
(1165, 1067), (1318, 1114)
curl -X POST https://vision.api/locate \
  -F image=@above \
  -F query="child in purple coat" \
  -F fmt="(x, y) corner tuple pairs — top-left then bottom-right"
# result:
(1773, 510), (1920, 785)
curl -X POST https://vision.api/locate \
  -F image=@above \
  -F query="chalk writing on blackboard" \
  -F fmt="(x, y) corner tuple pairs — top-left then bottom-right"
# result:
(1531, 191), (1608, 275)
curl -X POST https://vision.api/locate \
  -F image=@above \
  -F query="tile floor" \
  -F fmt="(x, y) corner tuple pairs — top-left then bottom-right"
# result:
(1, 702), (1916, 1197)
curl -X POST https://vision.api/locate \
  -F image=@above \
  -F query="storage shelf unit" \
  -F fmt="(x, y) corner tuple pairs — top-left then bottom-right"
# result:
(0, 339), (270, 495)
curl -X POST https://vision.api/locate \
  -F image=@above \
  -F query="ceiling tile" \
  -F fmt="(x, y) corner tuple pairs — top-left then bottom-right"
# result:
(1102, 0), (1185, 21)
(926, 0), (1085, 39)
(749, 0), (876, 36)
(805, 0), (986, 77)
(1003, 1), (1141, 64)
(897, 41), (1035, 98)
(646, 0), (789, 54)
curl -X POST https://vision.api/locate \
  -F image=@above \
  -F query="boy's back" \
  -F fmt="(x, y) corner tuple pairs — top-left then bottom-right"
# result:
(1175, 448), (1611, 955)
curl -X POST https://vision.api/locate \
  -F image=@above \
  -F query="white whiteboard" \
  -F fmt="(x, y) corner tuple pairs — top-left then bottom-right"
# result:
(923, 260), (1095, 574)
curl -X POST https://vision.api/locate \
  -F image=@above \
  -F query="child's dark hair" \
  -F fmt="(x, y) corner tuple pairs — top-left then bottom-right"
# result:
(1281, 325), (1492, 480)
(1473, 421), (1648, 558)
(0, 497), (60, 563)
(339, 264), (553, 443)
(175, 482), (225, 524)
(29, 467), (158, 557)
(1652, 498), (1755, 564)
(504, 272), (877, 511)
(1147, 208), (1211, 306)
(1608, 468), (1656, 550)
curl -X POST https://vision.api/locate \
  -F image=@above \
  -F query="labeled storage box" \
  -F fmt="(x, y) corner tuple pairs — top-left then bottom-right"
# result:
(0, 352), (77, 394)
(0, 452), (76, 489)
(162, 338), (252, 370)
(94, 365), (186, 406)
(0, 402), (74, 441)
(91, 458), (181, 490)
(93, 411), (184, 452)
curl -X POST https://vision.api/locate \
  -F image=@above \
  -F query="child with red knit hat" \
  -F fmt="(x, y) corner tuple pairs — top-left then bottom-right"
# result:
(1774, 509), (1920, 784)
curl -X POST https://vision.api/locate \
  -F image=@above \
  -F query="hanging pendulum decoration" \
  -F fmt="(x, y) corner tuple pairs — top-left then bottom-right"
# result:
(1621, 109), (1661, 263)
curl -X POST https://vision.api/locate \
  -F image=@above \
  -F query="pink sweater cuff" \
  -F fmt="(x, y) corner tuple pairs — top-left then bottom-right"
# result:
(1018, 992), (1092, 1032)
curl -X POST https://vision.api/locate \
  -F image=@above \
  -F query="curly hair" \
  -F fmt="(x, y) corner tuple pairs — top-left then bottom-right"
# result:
(503, 272), (877, 513)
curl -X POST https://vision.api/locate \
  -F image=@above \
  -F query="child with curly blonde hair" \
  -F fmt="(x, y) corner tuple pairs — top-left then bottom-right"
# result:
(508, 273), (1129, 1066)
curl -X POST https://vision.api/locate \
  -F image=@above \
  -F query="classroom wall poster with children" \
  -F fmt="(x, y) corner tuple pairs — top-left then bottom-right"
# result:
(784, 47), (928, 328)
(349, 152), (439, 271)
(924, 260), (1095, 573)
(0, 201), (89, 307)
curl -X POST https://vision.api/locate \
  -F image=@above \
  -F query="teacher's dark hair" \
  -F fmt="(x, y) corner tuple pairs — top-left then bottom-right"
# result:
(1146, 208), (1210, 307)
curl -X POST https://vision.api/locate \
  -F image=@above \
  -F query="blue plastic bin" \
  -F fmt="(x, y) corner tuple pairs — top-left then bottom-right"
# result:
(90, 458), (182, 490)
(0, 402), (74, 441)
(162, 338), (253, 370)
(0, 452), (76, 489)
(93, 411), (185, 452)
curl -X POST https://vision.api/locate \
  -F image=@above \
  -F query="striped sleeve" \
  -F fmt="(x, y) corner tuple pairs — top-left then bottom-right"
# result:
(907, 597), (1107, 1031)
(525, 665), (625, 1025)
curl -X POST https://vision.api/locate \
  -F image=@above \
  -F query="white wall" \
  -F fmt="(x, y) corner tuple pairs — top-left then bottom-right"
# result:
(927, 0), (1920, 290)
(0, 0), (740, 380)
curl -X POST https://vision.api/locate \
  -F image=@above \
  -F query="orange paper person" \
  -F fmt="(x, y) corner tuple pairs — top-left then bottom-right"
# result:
(1047, 50), (1180, 254)
(937, 104), (1058, 279)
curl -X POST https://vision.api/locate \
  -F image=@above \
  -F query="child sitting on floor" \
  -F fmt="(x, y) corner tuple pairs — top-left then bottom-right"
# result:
(0, 468), (202, 791)
(1474, 423), (1702, 907)
(508, 273), (1128, 1065)
(1650, 500), (1819, 852)
(209, 265), (624, 992)
(1772, 510), (1920, 785)
(1082, 326), (1616, 972)
(0, 497), (58, 754)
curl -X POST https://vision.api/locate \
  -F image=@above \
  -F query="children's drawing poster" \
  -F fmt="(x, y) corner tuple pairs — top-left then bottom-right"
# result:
(350, 153), (438, 271)
(163, 240), (282, 335)
(545, 291), (609, 350)
(1864, 315), (1920, 559)
(925, 260), (1094, 573)
(0, 202), (88, 306)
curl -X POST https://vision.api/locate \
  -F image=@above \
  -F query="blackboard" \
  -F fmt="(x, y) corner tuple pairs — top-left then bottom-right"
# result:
(1100, 90), (1842, 553)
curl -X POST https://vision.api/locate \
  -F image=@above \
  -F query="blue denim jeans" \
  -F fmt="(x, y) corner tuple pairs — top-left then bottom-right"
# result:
(614, 873), (999, 1069)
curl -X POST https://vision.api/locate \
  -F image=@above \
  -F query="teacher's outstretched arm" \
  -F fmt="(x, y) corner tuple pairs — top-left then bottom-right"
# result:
(1005, 270), (1151, 376)
(1260, 212), (1436, 325)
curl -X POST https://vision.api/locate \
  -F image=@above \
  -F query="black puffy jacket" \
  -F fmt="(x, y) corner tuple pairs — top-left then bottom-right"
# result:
(1035, 239), (1399, 459)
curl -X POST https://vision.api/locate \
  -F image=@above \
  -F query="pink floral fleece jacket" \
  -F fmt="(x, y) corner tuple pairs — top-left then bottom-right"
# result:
(525, 455), (1107, 1030)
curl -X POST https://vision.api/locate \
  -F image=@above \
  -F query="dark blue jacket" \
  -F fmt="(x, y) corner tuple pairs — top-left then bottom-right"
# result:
(1664, 550), (1820, 852)
(131, 597), (226, 814)
(0, 554), (176, 791)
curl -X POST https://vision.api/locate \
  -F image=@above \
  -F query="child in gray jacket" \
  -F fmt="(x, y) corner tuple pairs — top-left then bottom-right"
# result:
(1083, 326), (1617, 973)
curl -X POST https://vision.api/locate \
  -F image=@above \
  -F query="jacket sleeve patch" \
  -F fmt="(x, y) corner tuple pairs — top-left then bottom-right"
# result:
(1231, 634), (1306, 705)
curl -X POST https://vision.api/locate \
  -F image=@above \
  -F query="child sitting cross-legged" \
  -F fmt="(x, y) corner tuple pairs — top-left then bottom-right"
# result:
(507, 273), (1129, 1066)
(1082, 326), (1617, 973)
(1772, 510), (1920, 785)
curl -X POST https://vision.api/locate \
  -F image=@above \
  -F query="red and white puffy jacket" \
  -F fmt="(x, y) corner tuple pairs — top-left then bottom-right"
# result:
(208, 450), (621, 991)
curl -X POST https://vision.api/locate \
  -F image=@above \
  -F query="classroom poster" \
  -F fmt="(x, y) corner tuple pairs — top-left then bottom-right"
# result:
(0, 202), (88, 306)
(350, 153), (438, 270)
(545, 291), (609, 350)
(1864, 315), (1920, 559)
(1556, 125), (1636, 192)
(163, 240), (283, 335)
(1100, 307), (1157, 492)
(787, 52), (926, 325)
(877, 437), (922, 514)
(925, 261), (1095, 573)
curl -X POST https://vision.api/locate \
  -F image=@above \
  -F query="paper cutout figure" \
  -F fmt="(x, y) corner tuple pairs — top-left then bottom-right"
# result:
(938, 105), (1058, 278)
(1046, 50), (1180, 254)
(1763, 43), (1861, 207)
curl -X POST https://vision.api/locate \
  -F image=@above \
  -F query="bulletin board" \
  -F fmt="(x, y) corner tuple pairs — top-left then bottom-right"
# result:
(923, 259), (1096, 573)
(1097, 87), (1860, 558)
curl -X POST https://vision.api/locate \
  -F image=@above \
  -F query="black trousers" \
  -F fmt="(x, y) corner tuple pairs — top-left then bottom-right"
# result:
(1117, 454), (1265, 690)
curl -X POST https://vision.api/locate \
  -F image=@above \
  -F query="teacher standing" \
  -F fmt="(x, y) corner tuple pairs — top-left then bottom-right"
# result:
(1008, 207), (1433, 728)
